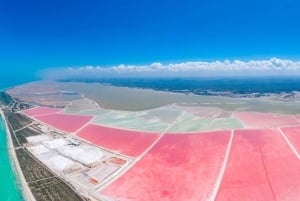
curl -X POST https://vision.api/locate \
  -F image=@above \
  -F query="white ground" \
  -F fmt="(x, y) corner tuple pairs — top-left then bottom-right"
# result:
(42, 138), (67, 149)
(57, 145), (104, 166)
(27, 135), (52, 144)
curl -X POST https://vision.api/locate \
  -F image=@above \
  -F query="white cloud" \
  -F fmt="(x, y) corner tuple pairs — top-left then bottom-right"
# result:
(41, 58), (300, 80)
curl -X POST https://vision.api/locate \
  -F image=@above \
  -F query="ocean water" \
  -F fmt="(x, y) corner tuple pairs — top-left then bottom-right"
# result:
(0, 81), (24, 201)
(0, 118), (23, 201)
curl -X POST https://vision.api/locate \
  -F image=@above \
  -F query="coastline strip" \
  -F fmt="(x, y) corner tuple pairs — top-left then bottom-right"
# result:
(0, 109), (36, 201)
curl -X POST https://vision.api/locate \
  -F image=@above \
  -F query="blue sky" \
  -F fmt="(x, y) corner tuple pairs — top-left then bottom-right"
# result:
(1, 0), (300, 80)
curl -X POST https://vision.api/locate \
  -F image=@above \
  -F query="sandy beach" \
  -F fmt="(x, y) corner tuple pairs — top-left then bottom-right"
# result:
(0, 109), (36, 201)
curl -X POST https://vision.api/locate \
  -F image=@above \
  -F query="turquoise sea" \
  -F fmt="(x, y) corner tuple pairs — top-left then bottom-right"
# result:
(0, 118), (23, 201)
(0, 81), (24, 201)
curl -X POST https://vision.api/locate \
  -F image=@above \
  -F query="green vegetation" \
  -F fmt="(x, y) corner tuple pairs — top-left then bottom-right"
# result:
(6, 112), (32, 131)
(4, 110), (84, 201)
(8, 123), (20, 147)
(16, 149), (54, 182)
(16, 149), (84, 201)
(0, 91), (12, 106)
(30, 177), (82, 201)
(15, 127), (41, 144)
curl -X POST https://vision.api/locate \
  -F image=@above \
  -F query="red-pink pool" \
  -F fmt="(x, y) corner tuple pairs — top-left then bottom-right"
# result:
(100, 130), (231, 201)
(76, 124), (160, 157)
(23, 106), (62, 117)
(216, 129), (300, 201)
(234, 112), (298, 128)
(281, 126), (300, 153)
(35, 113), (92, 133)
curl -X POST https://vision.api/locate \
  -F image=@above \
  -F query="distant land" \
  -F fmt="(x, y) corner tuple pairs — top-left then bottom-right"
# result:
(59, 77), (300, 101)
(3, 0), (300, 199)
(2, 80), (300, 201)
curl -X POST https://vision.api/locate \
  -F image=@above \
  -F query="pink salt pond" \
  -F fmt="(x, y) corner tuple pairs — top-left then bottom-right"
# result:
(234, 112), (298, 128)
(23, 106), (62, 117)
(77, 124), (160, 157)
(35, 113), (92, 133)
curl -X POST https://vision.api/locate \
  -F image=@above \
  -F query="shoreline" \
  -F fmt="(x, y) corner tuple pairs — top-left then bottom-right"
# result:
(64, 80), (300, 102)
(0, 109), (36, 201)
